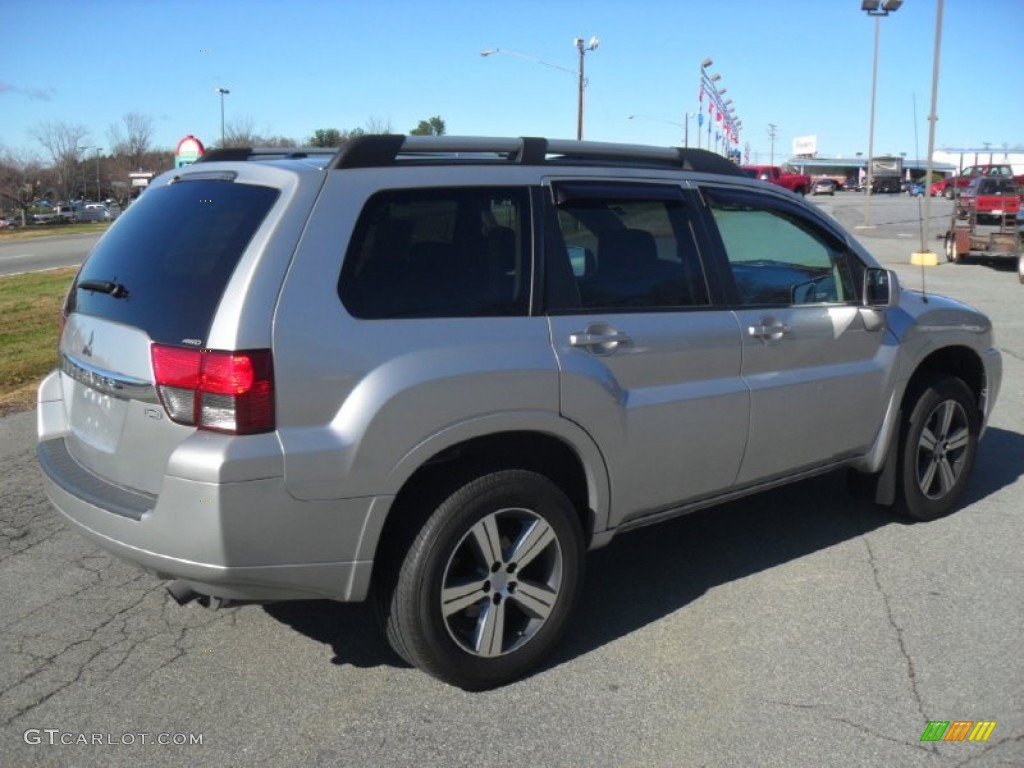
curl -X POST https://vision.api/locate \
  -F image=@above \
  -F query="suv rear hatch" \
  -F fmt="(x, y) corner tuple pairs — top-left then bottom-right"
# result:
(52, 176), (280, 495)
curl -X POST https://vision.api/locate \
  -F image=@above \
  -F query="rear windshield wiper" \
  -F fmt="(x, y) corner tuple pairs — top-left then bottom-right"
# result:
(78, 279), (130, 299)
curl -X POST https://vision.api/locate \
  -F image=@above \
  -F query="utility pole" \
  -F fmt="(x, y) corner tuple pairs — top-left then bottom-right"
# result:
(767, 124), (778, 166)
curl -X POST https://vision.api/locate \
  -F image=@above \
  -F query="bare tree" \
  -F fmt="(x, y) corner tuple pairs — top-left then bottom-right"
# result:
(107, 112), (155, 170)
(364, 116), (393, 135)
(259, 135), (300, 148)
(0, 147), (48, 225)
(30, 120), (90, 201)
(221, 115), (259, 148)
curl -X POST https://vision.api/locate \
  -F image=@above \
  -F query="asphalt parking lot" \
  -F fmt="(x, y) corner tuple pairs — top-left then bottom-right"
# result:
(1, 194), (1021, 767)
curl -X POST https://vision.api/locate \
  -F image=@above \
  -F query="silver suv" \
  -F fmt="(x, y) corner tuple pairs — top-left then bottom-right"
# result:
(37, 136), (1002, 689)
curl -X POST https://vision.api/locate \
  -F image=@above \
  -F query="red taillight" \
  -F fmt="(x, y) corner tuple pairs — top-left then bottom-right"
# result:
(151, 345), (274, 434)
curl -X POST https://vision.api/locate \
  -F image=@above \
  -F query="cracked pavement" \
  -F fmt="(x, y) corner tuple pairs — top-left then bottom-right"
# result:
(1, 199), (1022, 767)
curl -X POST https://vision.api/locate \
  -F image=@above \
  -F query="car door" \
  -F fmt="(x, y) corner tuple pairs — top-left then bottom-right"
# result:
(543, 180), (748, 525)
(698, 185), (894, 485)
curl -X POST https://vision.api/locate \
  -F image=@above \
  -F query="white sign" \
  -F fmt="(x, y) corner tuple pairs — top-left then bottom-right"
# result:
(793, 135), (818, 156)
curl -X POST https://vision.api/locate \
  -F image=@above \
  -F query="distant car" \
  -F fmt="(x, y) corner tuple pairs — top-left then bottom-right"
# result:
(871, 177), (902, 194)
(811, 179), (837, 196)
(0, 216), (20, 229)
(903, 180), (925, 197)
(75, 204), (112, 222)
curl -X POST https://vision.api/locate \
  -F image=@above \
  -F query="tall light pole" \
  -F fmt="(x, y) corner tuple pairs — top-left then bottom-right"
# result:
(574, 36), (599, 140)
(697, 58), (739, 156)
(860, 0), (903, 228)
(482, 38), (598, 141)
(698, 58), (713, 149)
(707, 73), (720, 149)
(768, 123), (778, 166)
(94, 147), (102, 202)
(215, 87), (230, 145)
(75, 145), (91, 200)
(922, 0), (944, 251)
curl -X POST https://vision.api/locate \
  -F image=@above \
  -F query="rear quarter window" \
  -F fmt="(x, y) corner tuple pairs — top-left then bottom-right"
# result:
(338, 187), (531, 319)
(68, 180), (279, 345)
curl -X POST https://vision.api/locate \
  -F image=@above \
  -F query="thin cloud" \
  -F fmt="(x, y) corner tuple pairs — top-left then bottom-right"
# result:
(0, 81), (56, 101)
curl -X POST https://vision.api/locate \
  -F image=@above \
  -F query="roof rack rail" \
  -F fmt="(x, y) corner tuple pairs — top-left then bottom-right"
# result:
(197, 146), (338, 163)
(329, 135), (745, 176)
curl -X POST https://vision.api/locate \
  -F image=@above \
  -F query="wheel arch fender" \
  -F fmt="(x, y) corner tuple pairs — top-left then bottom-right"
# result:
(853, 342), (990, 486)
(383, 412), (612, 547)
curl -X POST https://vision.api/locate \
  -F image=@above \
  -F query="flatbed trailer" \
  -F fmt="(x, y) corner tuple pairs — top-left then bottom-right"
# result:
(944, 205), (1023, 284)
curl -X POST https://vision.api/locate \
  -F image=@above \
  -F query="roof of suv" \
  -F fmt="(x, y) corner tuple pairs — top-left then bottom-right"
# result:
(196, 135), (747, 177)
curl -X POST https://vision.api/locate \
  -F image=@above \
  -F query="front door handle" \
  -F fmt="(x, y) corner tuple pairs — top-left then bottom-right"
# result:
(569, 325), (631, 355)
(747, 317), (791, 342)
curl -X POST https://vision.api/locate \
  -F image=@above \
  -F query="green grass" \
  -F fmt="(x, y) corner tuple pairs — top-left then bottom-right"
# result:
(0, 267), (77, 415)
(0, 222), (110, 241)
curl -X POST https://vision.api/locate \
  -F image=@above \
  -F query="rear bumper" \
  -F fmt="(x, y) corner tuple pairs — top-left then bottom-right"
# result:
(37, 365), (391, 602)
(37, 442), (391, 602)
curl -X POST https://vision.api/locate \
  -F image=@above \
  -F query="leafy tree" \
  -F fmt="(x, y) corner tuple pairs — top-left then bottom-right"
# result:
(309, 128), (345, 147)
(410, 116), (446, 136)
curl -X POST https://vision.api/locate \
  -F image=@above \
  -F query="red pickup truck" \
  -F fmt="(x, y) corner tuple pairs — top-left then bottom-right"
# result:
(741, 165), (811, 195)
(957, 176), (1021, 222)
(931, 164), (1024, 199)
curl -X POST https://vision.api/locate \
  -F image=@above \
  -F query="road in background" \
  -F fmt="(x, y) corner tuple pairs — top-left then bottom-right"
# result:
(1, 195), (1021, 767)
(0, 233), (99, 277)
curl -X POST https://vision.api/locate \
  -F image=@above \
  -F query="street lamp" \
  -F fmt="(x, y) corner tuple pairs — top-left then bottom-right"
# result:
(860, 0), (903, 228)
(481, 37), (598, 141)
(93, 147), (102, 202)
(75, 145), (92, 201)
(215, 87), (230, 145)
(627, 113), (693, 147)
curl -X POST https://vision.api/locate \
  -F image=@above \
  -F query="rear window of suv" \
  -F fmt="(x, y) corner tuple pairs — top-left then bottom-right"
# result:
(67, 179), (278, 345)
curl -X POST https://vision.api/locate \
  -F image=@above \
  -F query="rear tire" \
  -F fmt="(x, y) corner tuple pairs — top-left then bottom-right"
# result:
(381, 470), (584, 690)
(895, 376), (979, 521)
(944, 233), (965, 264)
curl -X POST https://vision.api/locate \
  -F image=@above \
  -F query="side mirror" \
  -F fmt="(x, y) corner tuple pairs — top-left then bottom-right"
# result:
(863, 267), (899, 307)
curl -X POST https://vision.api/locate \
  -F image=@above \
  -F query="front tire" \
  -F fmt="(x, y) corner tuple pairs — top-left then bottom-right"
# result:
(895, 376), (980, 521)
(383, 470), (584, 689)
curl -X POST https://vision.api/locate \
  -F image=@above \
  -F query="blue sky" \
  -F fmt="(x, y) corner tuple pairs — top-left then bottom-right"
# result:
(3, 0), (1022, 163)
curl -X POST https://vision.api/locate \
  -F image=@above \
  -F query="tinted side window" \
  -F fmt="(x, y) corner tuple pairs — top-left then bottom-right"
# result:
(68, 180), (279, 345)
(705, 191), (858, 306)
(339, 188), (530, 319)
(551, 192), (709, 310)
